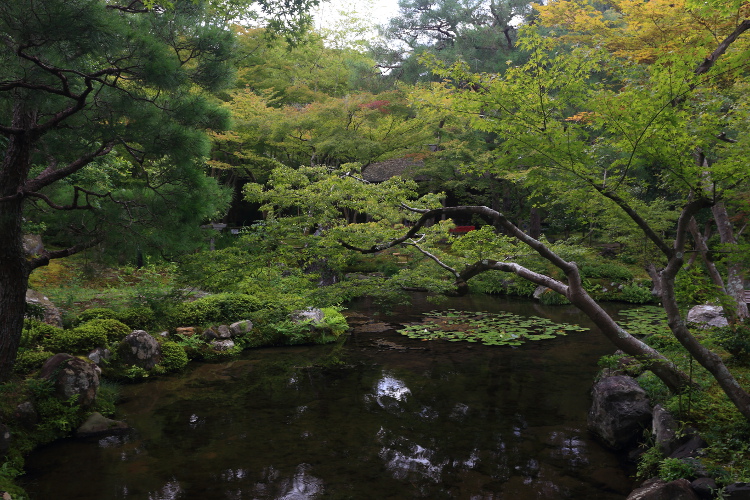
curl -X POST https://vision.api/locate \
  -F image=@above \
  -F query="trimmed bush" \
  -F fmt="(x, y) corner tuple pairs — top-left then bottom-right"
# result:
(155, 341), (189, 374)
(168, 293), (266, 328)
(13, 350), (55, 374)
(116, 307), (156, 330)
(20, 320), (64, 349)
(74, 308), (118, 325)
(43, 319), (130, 354)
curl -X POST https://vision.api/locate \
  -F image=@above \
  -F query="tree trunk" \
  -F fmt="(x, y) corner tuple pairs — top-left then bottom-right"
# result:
(712, 202), (749, 320)
(0, 198), (29, 381)
(0, 104), (35, 381)
(657, 261), (750, 421)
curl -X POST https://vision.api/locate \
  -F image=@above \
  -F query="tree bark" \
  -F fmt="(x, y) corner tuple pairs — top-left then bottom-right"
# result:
(0, 104), (34, 381)
(712, 202), (749, 320)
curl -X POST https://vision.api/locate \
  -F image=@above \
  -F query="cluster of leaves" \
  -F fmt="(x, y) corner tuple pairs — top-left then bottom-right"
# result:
(398, 309), (588, 346)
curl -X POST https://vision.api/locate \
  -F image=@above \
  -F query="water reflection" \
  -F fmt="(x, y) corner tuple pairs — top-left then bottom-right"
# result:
(22, 294), (635, 499)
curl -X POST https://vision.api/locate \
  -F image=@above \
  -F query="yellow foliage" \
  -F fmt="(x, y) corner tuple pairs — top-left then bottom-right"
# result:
(536, 0), (746, 63)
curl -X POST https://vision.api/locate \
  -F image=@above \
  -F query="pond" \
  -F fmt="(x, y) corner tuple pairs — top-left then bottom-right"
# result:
(21, 294), (636, 499)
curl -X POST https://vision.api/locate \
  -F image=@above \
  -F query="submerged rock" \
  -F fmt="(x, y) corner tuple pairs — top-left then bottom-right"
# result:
(76, 412), (130, 438)
(210, 339), (235, 351)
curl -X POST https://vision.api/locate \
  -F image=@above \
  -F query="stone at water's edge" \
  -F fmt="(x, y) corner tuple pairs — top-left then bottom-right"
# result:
(229, 320), (253, 336)
(687, 304), (728, 328)
(291, 308), (325, 324)
(626, 478), (699, 500)
(39, 354), (100, 408)
(588, 375), (651, 450)
(210, 339), (235, 351)
(118, 330), (161, 370)
(75, 412), (130, 438)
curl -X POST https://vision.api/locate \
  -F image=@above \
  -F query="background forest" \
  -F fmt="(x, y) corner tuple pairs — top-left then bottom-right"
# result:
(2, 0), (750, 497)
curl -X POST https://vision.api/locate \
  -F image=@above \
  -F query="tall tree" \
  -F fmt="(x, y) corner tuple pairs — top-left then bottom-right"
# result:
(372, 0), (533, 82)
(0, 0), (314, 380)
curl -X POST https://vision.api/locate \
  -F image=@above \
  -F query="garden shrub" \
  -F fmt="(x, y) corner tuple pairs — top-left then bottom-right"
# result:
(168, 293), (266, 328)
(20, 320), (63, 349)
(43, 319), (130, 354)
(537, 289), (571, 305)
(13, 350), (55, 374)
(154, 341), (189, 373)
(712, 323), (750, 363)
(579, 262), (634, 281)
(116, 306), (156, 330)
(74, 308), (118, 325)
(621, 284), (654, 304)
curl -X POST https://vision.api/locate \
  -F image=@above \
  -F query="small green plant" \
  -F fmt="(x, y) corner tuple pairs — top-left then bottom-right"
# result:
(637, 446), (663, 480)
(658, 457), (698, 481)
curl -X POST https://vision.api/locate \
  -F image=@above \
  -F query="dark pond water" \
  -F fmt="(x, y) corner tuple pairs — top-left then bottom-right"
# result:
(22, 294), (636, 499)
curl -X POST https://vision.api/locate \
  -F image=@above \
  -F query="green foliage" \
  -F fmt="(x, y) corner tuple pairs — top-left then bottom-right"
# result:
(637, 446), (664, 480)
(116, 307), (157, 331)
(675, 267), (720, 308)
(659, 457), (699, 481)
(621, 284), (655, 304)
(579, 262), (634, 281)
(75, 308), (119, 324)
(398, 309), (587, 346)
(43, 319), (130, 354)
(711, 323), (750, 363)
(537, 289), (571, 305)
(20, 320), (64, 350)
(168, 293), (265, 328)
(13, 350), (54, 375)
(154, 341), (190, 374)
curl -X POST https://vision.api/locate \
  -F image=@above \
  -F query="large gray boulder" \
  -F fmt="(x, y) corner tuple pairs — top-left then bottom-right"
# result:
(25, 289), (63, 327)
(229, 320), (253, 336)
(626, 478), (699, 500)
(118, 330), (161, 370)
(687, 304), (728, 328)
(39, 353), (100, 407)
(588, 375), (652, 450)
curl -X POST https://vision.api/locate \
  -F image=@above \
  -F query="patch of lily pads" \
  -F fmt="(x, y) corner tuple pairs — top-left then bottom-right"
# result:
(397, 309), (588, 346)
(617, 306), (670, 336)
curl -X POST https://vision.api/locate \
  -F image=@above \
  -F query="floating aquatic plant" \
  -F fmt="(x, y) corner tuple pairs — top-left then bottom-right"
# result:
(397, 309), (588, 346)
(617, 306), (670, 337)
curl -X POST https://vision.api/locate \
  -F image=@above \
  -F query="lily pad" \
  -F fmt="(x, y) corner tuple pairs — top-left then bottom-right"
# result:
(397, 310), (588, 347)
